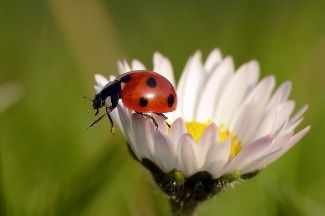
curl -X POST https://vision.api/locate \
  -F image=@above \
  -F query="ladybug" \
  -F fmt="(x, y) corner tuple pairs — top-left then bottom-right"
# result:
(88, 70), (177, 133)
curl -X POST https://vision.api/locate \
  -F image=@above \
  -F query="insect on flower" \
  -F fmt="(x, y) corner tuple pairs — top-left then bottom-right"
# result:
(92, 49), (311, 216)
(88, 70), (177, 133)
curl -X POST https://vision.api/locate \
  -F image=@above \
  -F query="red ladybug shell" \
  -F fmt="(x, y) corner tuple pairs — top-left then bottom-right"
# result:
(119, 70), (177, 113)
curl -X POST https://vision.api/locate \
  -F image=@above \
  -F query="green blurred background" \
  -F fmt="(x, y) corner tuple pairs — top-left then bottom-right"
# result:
(0, 0), (324, 215)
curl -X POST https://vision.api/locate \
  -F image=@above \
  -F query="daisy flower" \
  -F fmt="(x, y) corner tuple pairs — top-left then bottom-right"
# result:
(93, 48), (310, 215)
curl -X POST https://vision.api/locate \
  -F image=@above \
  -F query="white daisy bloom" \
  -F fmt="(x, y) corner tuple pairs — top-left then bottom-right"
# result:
(94, 49), (310, 179)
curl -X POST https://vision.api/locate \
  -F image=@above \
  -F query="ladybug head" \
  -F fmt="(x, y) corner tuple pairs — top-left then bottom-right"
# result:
(92, 94), (105, 110)
(91, 80), (121, 116)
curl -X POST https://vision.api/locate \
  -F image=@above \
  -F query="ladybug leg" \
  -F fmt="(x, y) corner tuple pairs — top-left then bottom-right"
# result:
(155, 112), (168, 119)
(154, 113), (171, 128)
(105, 107), (115, 135)
(136, 112), (158, 130)
(88, 112), (107, 129)
(88, 108), (114, 135)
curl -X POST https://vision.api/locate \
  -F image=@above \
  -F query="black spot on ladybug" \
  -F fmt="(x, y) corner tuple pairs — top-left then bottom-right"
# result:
(167, 94), (174, 107)
(139, 97), (148, 107)
(120, 74), (131, 83)
(147, 77), (157, 88)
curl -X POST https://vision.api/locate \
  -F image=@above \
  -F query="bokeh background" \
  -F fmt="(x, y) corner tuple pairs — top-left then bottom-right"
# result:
(1, 0), (324, 215)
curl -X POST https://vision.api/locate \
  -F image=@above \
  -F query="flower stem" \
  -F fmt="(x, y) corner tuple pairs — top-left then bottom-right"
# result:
(169, 198), (198, 216)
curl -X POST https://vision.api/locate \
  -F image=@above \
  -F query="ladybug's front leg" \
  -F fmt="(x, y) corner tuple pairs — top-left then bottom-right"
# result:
(154, 113), (171, 128)
(105, 107), (115, 135)
(136, 112), (158, 130)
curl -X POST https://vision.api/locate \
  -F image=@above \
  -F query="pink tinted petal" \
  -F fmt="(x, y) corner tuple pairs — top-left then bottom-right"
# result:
(288, 105), (309, 127)
(204, 48), (222, 73)
(175, 51), (204, 121)
(230, 76), (275, 143)
(153, 130), (177, 173)
(271, 101), (295, 134)
(95, 74), (109, 89)
(199, 123), (218, 153)
(177, 134), (199, 177)
(194, 123), (219, 167)
(195, 57), (234, 122)
(132, 114), (155, 159)
(262, 126), (310, 168)
(224, 135), (273, 173)
(267, 81), (292, 110)
(214, 60), (260, 125)
(286, 118), (304, 133)
(117, 61), (125, 74)
(169, 118), (187, 145)
(117, 105), (140, 157)
(109, 103), (124, 135)
(241, 149), (281, 173)
(154, 113), (168, 135)
(131, 59), (146, 70)
(205, 140), (231, 178)
(153, 52), (175, 85)
(281, 126), (311, 153)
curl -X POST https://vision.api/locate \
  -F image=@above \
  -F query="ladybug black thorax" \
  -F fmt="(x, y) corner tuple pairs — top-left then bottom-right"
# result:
(92, 94), (105, 110)
(94, 80), (122, 111)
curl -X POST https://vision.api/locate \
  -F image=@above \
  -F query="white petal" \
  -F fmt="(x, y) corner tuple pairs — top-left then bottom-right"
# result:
(205, 140), (231, 178)
(271, 101), (295, 134)
(117, 61), (126, 74)
(199, 123), (218, 150)
(122, 60), (131, 73)
(243, 76), (275, 107)
(281, 126), (311, 154)
(241, 149), (281, 173)
(109, 104), (124, 135)
(204, 48), (222, 73)
(175, 51), (204, 121)
(132, 114), (155, 160)
(117, 105), (139, 158)
(195, 57), (234, 122)
(131, 59), (146, 70)
(153, 130), (177, 173)
(169, 118), (187, 145)
(259, 126), (310, 168)
(94, 85), (102, 93)
(251, 100), (295, 142)
(154, 113), (168, 135)
(286, 117), (304, 133)
(153, 52), (175, 86)
(253, 132), (293, 173)
(223, 135), (273, 174)
(252, 108), (277, 141)
(230, 76), (275, 143)
(109, 75), (116, 81)
(267, 81), (292, 110)
(214, 60), (260, 125)
(95, 74), (109, 89)
(270, 132), (293, 151)
(177, 134), (199, 177)
(288, 104), (309, 127)
(197, 123), (218, 167)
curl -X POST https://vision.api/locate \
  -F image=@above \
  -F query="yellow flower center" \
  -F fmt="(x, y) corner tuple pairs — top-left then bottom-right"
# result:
(186, 122), (242, 158)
